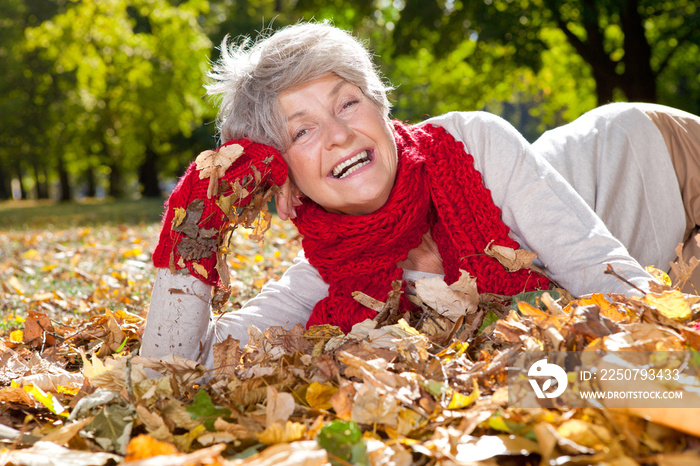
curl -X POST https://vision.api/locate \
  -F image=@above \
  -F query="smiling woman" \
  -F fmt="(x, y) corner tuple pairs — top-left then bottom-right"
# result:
(140, 21), (700, 370)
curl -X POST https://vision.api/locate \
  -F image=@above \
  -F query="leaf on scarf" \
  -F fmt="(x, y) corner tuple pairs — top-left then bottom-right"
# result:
(191, 262), (208, 279)
(352, 291), (384, 312)
(171, 207), (187, 229)
(195, 144), (245, 198)
(484, 241), (537, 272)
(415, 270), (478, 320)
(172, 199), (204, 238)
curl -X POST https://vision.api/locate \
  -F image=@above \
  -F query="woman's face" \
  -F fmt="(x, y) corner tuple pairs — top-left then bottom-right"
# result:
(278, 74), (397, 215)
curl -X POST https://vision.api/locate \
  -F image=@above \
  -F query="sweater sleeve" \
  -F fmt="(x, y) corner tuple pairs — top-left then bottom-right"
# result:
(141, 250), (326, 370)
(424, 111), (653, 296)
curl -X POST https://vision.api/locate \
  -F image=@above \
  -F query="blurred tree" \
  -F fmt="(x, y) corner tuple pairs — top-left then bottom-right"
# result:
(23, 0), (213, 199)
(0, 0), (68, 200)
(393, 0), (700, 114)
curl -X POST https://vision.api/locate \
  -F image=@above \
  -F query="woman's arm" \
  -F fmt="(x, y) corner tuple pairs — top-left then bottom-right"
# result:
(141, 251), (326, 369)
(425, 111), (653, 296)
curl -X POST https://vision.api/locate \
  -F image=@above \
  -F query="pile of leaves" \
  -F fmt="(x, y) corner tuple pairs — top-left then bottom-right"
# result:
(3, 208), (700, 465)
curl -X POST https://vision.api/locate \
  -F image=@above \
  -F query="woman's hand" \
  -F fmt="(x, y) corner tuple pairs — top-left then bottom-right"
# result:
(275, 177), (304, 220)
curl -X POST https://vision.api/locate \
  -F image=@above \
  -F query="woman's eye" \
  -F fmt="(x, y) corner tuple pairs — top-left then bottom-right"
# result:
(342, 99), (359, 110)
(292, 129), (307, 141)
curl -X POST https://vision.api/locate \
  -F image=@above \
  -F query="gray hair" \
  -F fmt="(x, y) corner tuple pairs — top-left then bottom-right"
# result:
(205, 21), (393, 150)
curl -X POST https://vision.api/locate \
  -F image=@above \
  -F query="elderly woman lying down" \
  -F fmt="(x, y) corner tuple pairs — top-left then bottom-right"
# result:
(140, 22), (700, 369)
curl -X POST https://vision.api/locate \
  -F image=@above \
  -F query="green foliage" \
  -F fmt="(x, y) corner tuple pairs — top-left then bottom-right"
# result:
(317, 420), (369, 466)
(186, 389), (232, 431)
(1, 0), (697, 200)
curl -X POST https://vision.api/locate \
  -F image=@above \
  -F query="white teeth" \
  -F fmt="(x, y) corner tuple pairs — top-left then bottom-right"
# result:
(332, 150), (370, 179)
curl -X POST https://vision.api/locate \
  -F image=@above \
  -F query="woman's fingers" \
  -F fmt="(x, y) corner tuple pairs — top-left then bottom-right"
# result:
(275, 178), (299, 220)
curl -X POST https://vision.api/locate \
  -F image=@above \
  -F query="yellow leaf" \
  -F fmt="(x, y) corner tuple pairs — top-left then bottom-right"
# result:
(192, 263), (209, 279)
(172, 207), (187, 229)
(80, 349), (108, 379)
(646, 266), (672, 287)
(447, 379), (480, 410)
(574, 293), (628, 322)
(7, 276), (25, 295)
(643, 290), (692, 321)
(22, 249), (40, 260)
(256, 421), (306, 445)
(556, 419), (611, 450)
(305, 382), (338, 410)
(9, 330), (23, 343)
(22, 384), (68, 417)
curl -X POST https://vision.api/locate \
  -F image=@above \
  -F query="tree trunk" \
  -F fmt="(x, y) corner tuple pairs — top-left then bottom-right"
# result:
(619, 0), (656, 102)
(14, 160), (27, 199)
(84, 166), (97, 197)
(138, 146), (161, 198)
(0, 166), (11, 200)
(592, 68), (615, 106)
(108, 162), (124, 198)
(57, 153), (72, 201)
(32, 161), (49, 199)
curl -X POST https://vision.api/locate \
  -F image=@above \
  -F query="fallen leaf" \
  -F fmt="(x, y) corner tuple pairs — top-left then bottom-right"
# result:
(256, 421), (306, 445)
(0, 441), (120, 466)
(484, 241), (538, 272)
(124, 433), (179, 461)
(415, 270), (479, 320)
(305, 382), (338, 410)
(266, 386), (295, 427)
(643, 289), (692, 321)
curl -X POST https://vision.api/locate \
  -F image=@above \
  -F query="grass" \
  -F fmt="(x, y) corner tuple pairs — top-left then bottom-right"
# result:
(0, 197), (167, 230)
(0, 198), (301, 337)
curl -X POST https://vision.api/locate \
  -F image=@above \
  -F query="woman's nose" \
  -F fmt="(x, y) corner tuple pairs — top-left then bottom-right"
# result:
(324, 116), (353, 149)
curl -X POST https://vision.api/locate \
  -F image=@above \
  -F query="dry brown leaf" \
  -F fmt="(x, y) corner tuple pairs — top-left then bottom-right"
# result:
(351, 383), (400, 428)
(227, 440), (327, 466)
(266, 386), (295, 427)
(329, 383), (356, 421)
(256, 421), (306, 445)
(0, 387), (35, 406)
(195, 144), (245, 198)
(484, 241), (538, 272)
(213, 335), (241, 377)
(415, 270), (479, 320)
(670, 241), (700, 289)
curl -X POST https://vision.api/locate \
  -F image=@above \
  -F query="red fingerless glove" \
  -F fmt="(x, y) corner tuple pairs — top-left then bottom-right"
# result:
(152, 139), (287, 286)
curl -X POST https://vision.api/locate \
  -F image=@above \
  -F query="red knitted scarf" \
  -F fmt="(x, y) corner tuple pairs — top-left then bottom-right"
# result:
(293, 121), (550, 332)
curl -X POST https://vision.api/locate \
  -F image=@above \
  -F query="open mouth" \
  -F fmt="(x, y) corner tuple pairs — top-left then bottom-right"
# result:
(331, 150), (373, 179)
